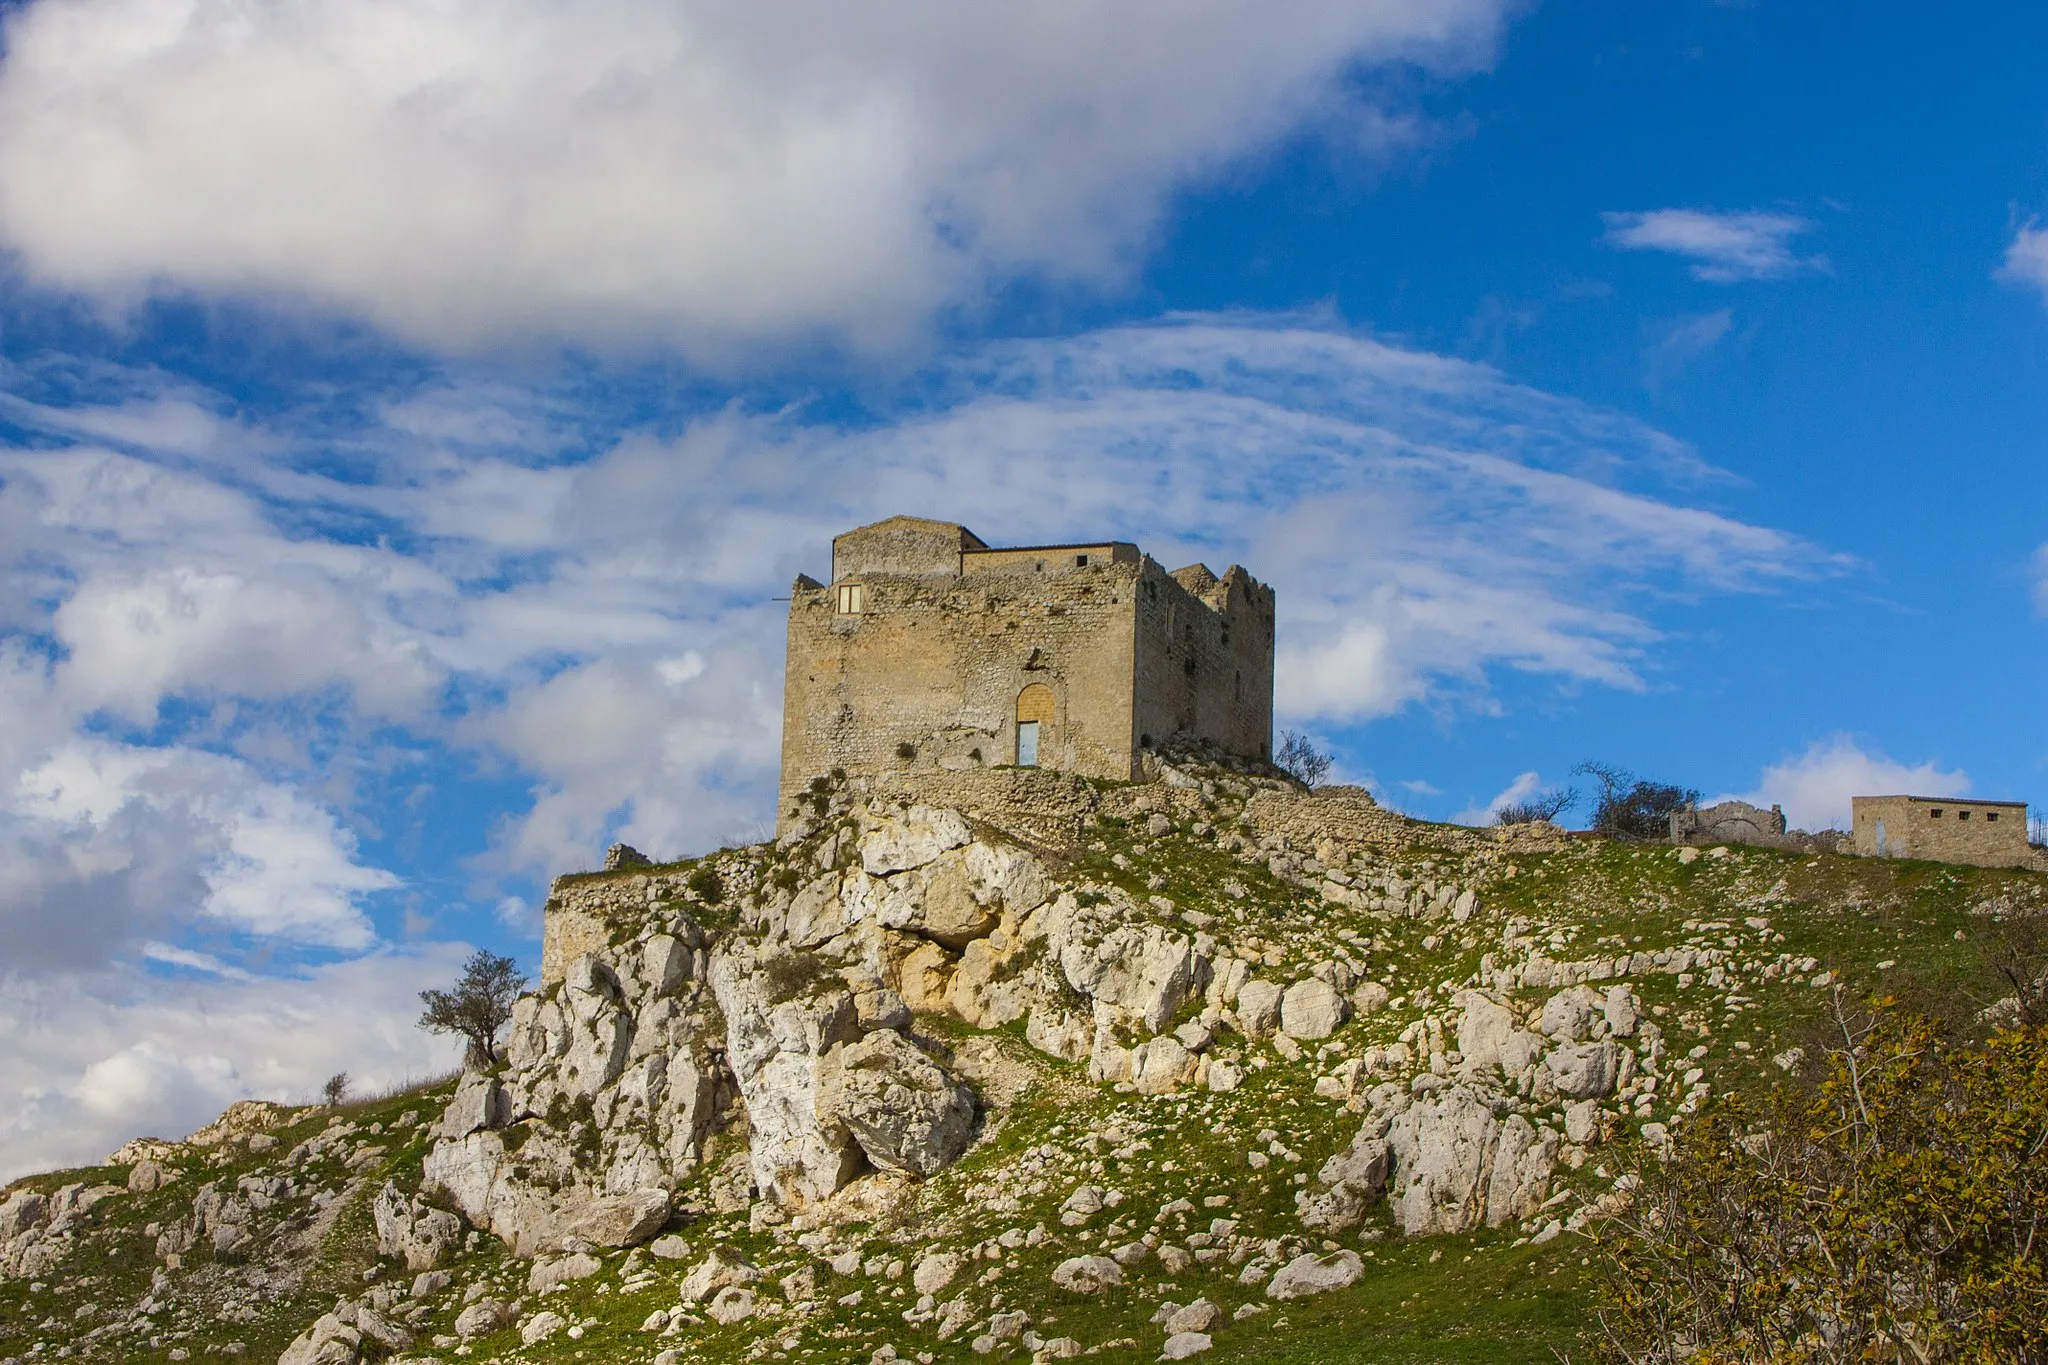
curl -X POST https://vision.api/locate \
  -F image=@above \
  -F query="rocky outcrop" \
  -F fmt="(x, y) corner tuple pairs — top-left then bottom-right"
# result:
(371, 1183), (460, 1272)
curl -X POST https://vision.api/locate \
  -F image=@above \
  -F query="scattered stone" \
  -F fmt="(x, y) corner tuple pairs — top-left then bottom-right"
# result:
(1051, 1255), (1125, 1294)
(1266, 1250), (1364, 1300)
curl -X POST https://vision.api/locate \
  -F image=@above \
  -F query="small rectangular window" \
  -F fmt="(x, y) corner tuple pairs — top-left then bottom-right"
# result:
(1957, 810), (1970, 821)
(1930, 809), (1943, 818)
(836, 583), (865, 614)
(1076, 554), (1089, 566)
(1987, 812), (1999, 822)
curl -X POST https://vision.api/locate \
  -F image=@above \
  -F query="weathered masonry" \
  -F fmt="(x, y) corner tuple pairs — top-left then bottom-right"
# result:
(778, 515), (1275, 826)
(1852, 794), (2036, 869)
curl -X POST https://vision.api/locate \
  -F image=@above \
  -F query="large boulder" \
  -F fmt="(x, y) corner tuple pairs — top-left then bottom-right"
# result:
(438, 1072), (509, 1141)
(859, 805), (974, 875)
(1057, 920), (1206, 1033)
(1266, 1250), (1364, 1299)
(1280, 979), (1350, 1040)
(1234, 980), (1284, 1039)
(1453, 991), (1516, 1074)
(815, 1029), (976, 1176)
(1051, 1255), (1124, 1294)
(711, 948), (864, 1206)
(1545, 1041), (1621, 1099)
(371, 1182), (462, 1272)
(277, 1313), (363, 1365)
(1381, 1086), (1559, 1235)
(1295, 1128), (1391, 1234)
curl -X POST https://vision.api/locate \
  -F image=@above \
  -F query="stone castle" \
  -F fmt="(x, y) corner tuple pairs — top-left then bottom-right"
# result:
(777, 515), (1275, 826)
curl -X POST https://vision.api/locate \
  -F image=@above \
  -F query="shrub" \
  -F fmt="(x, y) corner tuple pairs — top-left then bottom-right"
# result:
(687, 865), (726, 904)
(1590, 1001), (2048, 1362)
(1495, 787), (1577, 825)
(1576, 761), (1698, 840)
(321, 1072), (350, 1108)
(1276, 730), (1334, 789)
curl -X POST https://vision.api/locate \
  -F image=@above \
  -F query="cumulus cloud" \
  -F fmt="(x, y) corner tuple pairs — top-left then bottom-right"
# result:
(0, 947), (467, 1181)
(1603, 209), (1823, 282)
(1999, 225), (2048, 303)
(1730, 735), (1969, 834)
(0, 0), (1508, 355)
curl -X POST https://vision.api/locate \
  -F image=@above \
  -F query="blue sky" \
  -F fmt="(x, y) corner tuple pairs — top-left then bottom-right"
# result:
(0, 0), (2044, 1175)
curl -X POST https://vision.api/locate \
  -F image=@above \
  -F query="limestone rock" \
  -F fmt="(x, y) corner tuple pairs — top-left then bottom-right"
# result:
(1051, 1255), (1124, 1294)
(528, 1250), (602, 1294)
(1164, 1300), (1222, 1334)
(1053, 912), (1207, 1033)
(452, 1299), (512, 1339)
(680, 1245), (761, 1303)
(711, 946), (863, 1205)
(1279, 979), (1350, 1040)
(1233, 980), (1283, 1039)
(371, 1182), (462, 1273)
(1162, 1332), (1215, 1359)
(815, 1029), (975, 1177)
(1295, 1129), (1391, 1235)
(1545, 1041), (1620, 1100)
(1130, 1036), (1196, 1095)
(1539, 986), (1604, 1043)
(1484, 1115), (1559, 1227)
(1384, 1086), (1499, 1237)
(708, 1285), (758, 1323)
(860, 804), (974, 875)
(277, 1313), (362, 1365)
(1453, 991), (1515, 1074)
(1266, 1250), (1363, 1299)
(605, 842), (651, 871)
(913, 1250), (962, 1296)
(521, 1310), (567, 1345)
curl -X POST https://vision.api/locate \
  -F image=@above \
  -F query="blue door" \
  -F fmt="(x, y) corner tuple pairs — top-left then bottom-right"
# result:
(1016, 721), (1039, 767)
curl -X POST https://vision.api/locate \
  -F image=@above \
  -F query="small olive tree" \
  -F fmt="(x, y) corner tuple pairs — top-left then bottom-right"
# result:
(1495, 786), (1577, 825)
(1575, 761), (1698, 841)
(418, 950), (528, 1069)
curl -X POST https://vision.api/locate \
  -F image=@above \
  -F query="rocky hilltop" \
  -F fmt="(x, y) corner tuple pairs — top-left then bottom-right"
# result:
(3, 757), (2039, 1365)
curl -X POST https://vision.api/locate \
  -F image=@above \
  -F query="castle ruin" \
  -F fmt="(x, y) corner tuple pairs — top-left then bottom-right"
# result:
(778, 515), (1275, 827)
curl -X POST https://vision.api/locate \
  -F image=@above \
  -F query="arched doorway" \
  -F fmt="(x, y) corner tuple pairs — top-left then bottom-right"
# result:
(1015, 684), (1056, 767)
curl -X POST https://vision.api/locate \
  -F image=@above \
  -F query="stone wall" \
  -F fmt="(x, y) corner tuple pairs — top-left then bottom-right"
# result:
(778, 516), (1277, 831)
(1132, 561), (1274, 766)
(778, 557), (1143, 824)
(1852, 795), (2039, 869)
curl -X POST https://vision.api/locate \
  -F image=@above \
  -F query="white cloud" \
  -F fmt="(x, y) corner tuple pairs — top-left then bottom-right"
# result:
(1730, 735), (1969, 833)
(1455, 770), (1544, 826)
(1999, 225), (2048, 303)
(0, 0), (1508, 356)
(9, 738), (392, 955)
(0, 947), (467, 1181)
(1603, 209), (1822, 282)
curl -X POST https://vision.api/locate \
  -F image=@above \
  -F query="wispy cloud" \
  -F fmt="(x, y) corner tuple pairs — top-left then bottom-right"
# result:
(1603, 208), (1823, 282)
(1646, 309), (1734, 388)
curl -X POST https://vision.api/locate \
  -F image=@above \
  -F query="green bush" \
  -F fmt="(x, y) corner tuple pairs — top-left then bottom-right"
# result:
(1591, 1005), (2048, 1362)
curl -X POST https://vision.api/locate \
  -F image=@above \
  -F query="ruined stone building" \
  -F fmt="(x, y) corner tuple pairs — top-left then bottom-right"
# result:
(1852, 794), (2037, 869)
(1670, 800), (1790, 848)
(778, 516), (1275, 826)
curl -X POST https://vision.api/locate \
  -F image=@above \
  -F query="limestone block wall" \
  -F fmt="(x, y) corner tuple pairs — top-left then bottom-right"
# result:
(832, 516), (986, 579)
(1131, 559), (1274, 764)
(779, 560), (1143, 824)
(1852, 795), (2037, 869)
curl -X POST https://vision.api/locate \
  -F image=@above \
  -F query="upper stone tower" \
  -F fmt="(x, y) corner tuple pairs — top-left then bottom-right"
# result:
(778, 515), (1275, 827)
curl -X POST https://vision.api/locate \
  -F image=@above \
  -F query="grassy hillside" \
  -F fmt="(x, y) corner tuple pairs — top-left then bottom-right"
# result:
(3, 781), (2040, 1365)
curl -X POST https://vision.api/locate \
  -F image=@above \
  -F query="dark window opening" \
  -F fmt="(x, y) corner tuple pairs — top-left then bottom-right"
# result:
(1076, 554), (1089, 566)
(1139, 733), (1153, 749)
(1987, 812), (2000, 822)
(1930, 809), (1943, 818)
(1958, 811), (1971, 821)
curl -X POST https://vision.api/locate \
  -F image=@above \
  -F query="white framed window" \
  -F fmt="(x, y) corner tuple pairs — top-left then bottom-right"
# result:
(836, 583), (865, 614)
